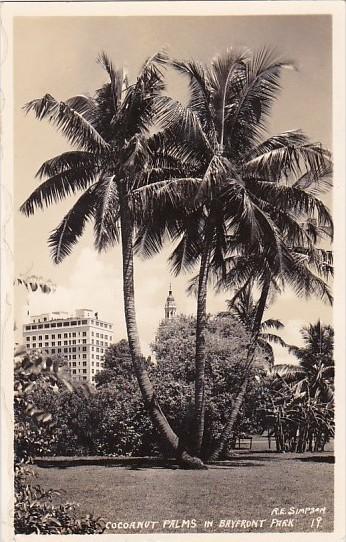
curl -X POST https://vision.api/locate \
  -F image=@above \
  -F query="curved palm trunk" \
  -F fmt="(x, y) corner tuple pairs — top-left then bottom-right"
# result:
(208, 274), (271, 461)
(120, 196), (206, 469)
(194, 222), (214, 456)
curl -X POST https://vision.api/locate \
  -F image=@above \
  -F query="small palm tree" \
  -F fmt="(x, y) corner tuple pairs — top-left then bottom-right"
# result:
(225, 282), (289, 362)
(20, 52), (205, 467)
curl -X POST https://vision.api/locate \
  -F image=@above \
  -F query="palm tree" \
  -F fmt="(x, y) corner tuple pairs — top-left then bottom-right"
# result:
(225, 281), (290, 364)
(20, 52), (206, 468)
(291, 320), (334, 370)
(134, 48), (333, 455)
(207, 236), (333, 459)
(257, 330), (334, 453)
(279, 320), (334, 404)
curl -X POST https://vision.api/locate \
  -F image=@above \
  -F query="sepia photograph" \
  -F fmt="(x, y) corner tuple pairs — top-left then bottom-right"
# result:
(1, 2), (345, 540)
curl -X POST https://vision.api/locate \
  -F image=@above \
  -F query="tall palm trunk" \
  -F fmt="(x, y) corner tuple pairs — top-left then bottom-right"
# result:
(194, 221), (214, 456)
(119, 193), (206, 468)
(209, 274), (271, 461)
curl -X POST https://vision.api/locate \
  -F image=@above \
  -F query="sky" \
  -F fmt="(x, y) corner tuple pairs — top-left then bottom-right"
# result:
(13, 14), (333, 360)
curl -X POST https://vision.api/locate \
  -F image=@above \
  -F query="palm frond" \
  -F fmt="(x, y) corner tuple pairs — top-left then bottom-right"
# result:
(209, 47), (249, 143)
(169, 58), (214, 131)
(227, 48), (295, 145)
(244, 139), (331, 187)
(260, 333), (290, 349)
(261, 318), (284, 331)
(24, 94), (110, 154)
(20, 167), (97, 216)
(97, 51), (123, 113)
(36, 151), (96, 179)
(271, 363), (306, 381)
(154, 95), (213, 155)
(284, 253), (333, 305)
(48, 184), (97, 263)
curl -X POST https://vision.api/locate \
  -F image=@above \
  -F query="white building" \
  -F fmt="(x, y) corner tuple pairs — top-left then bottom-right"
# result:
(23, 309), (113, 384)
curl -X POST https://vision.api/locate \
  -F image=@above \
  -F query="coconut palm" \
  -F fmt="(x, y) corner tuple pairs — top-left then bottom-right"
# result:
(225, 281), (290, 363)
(207, 235), (333, 459)
(20, 52), (206, 468)
(290, 320), (334, 370)
(134, 47), (333, 455)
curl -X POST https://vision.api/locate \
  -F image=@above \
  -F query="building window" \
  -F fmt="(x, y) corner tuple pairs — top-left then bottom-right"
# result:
(57, 322), (62, 327)
(83, 369), (87, 374)
(38, 335), (42, 340)
(64, 333), (68, 338)
(26, 337), (30, 342)
(72, 355), (76, 360)
(82, 320), (87, 324)
(82, 346), (87, 352)
(83, 354), (87, 359)
(83, 361), (87, 366)
(71, 321), (77, 326)
(58, 341), (61, 346)
(72, 369), (76, 374)
(38, 343), (42, 347)
(32, 343), (36, 348)
(45, 342), (49, 347)
(72, 347), (76, 352)
(51, 348), (55, 353)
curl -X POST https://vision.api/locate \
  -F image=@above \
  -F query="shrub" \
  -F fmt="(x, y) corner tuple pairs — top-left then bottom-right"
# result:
(14, 352), (106, 534)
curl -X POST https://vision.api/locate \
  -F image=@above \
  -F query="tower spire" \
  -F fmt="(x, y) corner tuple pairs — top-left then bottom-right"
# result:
(165, 283), (176, 320)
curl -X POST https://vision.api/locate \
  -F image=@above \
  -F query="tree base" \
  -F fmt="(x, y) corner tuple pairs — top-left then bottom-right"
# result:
(178, 451), (208, 470)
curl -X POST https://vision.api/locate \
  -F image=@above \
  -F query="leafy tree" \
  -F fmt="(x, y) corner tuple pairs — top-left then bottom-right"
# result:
(94, 339), (134, 386)
(150, 314), (270, 457)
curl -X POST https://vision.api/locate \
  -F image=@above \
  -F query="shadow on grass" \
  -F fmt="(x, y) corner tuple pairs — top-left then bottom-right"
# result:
(296, 455), (335, 464)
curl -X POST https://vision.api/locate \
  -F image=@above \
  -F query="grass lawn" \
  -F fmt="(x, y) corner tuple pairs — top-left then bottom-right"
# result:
(32, 453), (334, 534)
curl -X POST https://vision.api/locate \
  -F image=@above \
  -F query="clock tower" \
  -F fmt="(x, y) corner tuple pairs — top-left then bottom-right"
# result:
(164, 285), (177, 320)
